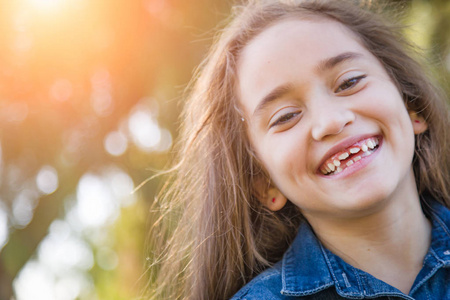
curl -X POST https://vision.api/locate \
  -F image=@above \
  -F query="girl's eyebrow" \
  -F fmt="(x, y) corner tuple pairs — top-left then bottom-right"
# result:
(252, 52), (363, 117)
(253, 83), (294, 117)
(317, 51), (363, 72)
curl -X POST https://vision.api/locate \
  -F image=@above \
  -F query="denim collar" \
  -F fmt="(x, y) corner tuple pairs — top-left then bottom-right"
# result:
(280, 200), (450, 299)
(426, 200), (450, 265)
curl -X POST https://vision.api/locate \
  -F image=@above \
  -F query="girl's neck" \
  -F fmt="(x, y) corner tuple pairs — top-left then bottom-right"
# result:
(305, 172), (432, 294)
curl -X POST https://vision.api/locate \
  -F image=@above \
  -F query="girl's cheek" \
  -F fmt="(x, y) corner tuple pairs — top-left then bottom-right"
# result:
(358, 84), (404, 118)
(267, 131), (308, 166)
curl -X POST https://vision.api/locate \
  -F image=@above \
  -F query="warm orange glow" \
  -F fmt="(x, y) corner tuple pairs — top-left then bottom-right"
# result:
(27, 0), (67, 12)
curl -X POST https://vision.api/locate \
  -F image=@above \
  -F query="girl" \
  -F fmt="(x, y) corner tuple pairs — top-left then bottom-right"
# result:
(148, 0), (450, 299)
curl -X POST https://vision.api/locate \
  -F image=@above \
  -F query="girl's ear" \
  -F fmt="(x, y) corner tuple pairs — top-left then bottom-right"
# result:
(263, 187), (288, 211)
(409, 111), (428, 134)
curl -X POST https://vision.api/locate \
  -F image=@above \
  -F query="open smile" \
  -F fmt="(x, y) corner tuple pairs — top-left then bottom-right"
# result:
(319, 136), (380, 176)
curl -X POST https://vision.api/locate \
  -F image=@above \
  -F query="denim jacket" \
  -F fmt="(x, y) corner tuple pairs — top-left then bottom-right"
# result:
(231, 200), (450, 299)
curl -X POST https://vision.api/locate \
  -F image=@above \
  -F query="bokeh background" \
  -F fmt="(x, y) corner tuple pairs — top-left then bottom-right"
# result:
(0, 0), (448, 299)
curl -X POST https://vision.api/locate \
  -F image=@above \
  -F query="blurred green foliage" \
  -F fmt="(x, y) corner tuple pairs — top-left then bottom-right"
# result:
(0, 0), (448, 299)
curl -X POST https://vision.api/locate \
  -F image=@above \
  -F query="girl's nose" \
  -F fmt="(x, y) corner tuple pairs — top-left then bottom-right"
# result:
(310, 101), (355, 141)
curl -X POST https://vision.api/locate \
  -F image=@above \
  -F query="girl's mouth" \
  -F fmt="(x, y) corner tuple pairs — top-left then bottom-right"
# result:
(319, 137), (380, 176)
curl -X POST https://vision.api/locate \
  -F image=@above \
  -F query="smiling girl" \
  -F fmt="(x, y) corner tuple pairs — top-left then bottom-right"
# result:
(148, 1), (450, 299)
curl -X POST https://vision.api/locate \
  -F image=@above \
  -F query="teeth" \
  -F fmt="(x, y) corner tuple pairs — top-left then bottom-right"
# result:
(354, 156), (361, 161)
(349, 147), (360, 154)
(321, 169), (328, 175)
(335, 167), (342, 173)
(361, 144), (368, 152)
(367, 140), (375, 149)
(327, 163), (336, 172)
(338, 152), (349, 160)
(346, 160), (354, 167)
(362, 150), (373, 157)
(333, 160), (341, 167)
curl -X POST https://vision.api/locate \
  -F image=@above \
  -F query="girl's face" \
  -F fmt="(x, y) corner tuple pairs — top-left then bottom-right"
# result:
(237, 19), (423, 220)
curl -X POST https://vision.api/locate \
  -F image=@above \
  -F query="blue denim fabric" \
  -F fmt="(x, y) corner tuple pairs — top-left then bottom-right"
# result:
(231, 200), (450, 299)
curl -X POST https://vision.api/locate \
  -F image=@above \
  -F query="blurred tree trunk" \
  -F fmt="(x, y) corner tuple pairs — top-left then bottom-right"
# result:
(429, 0), (450, 95)
(0, 171), (81, 300)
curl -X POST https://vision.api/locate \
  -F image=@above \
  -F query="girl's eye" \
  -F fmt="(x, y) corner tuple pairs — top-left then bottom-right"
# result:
(335, 74), (367, 93)
(269, 111), (301, 128)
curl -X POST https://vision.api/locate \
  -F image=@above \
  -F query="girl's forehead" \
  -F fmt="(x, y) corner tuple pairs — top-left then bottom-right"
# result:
(239, 17), (364, 64)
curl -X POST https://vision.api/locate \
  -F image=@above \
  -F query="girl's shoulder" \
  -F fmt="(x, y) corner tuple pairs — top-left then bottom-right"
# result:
(230, 264), (284, 300)
(229, 262), (348, 299)
(229, 262), (347, 300)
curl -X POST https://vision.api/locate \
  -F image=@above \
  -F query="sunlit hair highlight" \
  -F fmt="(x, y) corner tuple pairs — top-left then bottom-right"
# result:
(147, 1), (450, 299)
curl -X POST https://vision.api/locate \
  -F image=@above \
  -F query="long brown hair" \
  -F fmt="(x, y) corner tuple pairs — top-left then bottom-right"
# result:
(147, 1), (450, 299)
